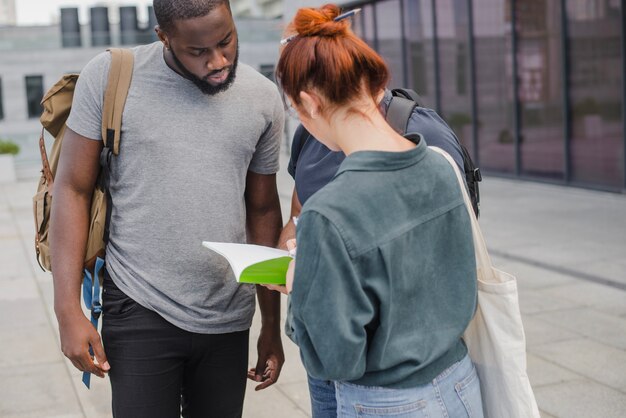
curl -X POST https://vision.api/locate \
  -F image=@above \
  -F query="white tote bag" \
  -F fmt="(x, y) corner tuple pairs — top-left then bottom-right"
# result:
(431, 147), (540, 418)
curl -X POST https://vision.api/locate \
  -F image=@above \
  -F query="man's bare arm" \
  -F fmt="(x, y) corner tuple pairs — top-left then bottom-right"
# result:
(50, 127), (109, 377)
(244, 171), (285, 390)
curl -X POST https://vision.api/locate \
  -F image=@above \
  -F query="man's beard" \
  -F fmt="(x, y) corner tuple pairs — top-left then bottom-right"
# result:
(170, 44), (239, 96)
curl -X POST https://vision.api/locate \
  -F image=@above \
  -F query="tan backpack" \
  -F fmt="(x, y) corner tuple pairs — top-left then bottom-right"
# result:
(33, 48), (134, 273)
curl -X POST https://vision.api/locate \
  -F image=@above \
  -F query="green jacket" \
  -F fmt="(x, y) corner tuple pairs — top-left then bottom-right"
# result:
(291, 135), (477, 389)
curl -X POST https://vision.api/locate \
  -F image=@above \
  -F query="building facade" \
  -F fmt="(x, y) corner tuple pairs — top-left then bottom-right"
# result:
(0, 0), (16, 26)
(285, 0), (626, 192)
(231, 0), (283, 17)
(0, 5), (283, 172)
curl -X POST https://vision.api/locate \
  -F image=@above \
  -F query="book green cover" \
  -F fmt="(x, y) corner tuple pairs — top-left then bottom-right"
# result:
(202, 241), (291, 285)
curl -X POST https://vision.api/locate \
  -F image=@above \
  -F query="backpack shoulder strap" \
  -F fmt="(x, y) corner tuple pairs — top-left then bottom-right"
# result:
(101, 48), (134, 156)
(389, 87), (482, 217)
(391, 88), (423, 106)
(386, 95), (416, 135)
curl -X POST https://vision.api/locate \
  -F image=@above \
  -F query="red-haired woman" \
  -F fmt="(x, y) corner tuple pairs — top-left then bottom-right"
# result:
(271, 4), (484, 417)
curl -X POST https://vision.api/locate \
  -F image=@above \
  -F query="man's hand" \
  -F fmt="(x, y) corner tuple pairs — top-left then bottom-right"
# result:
(57, 312), (110, 378)
(247, 323), (284, 391)
(243, 173), (286, 390)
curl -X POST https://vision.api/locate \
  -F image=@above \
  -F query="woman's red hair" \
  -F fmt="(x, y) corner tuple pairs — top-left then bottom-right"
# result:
(276, 4), (389, 111)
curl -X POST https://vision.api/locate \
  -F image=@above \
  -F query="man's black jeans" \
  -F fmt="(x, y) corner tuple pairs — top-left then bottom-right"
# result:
(101, 275), (249, 418)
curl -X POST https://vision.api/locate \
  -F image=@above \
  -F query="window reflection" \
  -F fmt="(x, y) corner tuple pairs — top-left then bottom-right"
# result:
(437, 0), (473, 149)
(568, 0), (624, 187)
(353, 4), (376, 49)
(404, 0), (433, 103)
(517, 0), (565, 180)
(376, 0), (404, 87)
(343, 0), (624, 189)
(474, 0), (515, 173)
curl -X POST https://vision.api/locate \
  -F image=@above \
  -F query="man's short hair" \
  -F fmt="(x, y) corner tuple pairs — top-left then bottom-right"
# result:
(153, 0), (231, 33)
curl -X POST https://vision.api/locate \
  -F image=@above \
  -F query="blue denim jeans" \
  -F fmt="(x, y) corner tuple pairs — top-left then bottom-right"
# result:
(308, 374), (338, 418)
(334, 354), (484, 418)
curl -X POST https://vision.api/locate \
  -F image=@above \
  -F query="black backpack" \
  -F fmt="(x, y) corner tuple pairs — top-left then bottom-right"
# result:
(386, 88), (481, 217)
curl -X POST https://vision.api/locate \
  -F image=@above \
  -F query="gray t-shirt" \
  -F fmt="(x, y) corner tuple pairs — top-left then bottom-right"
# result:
(66, 42), (284, 333)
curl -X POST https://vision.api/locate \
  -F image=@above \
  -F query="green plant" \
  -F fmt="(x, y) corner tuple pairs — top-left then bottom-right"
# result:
(446, 112), (473, 132)
(572, 97), (600, 118)
(0, 139), (20, 155)
(498, 129), (513, 144)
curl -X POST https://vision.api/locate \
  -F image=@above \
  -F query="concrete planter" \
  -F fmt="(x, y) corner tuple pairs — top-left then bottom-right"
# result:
(0, 154), (17, 183)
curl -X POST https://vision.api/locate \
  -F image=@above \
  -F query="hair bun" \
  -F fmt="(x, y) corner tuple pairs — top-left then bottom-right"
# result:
(293, 4), (349, 38)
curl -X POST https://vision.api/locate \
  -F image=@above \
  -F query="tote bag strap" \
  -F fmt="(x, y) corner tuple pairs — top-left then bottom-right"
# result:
(429, 147), (493, 273)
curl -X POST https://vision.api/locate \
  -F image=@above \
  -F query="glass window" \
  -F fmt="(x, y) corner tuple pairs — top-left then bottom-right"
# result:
(517, 0), (565, 180)
(375, 0), (404, 87)
(567, 0), (623, 188)
(473, 0), (515, 173)
(456, 43), (467, 96)
(437, 0), (473, 148)
(404, 0), (433, 101)
(25, 75), (44, 119)
(353, 4), (376, 49)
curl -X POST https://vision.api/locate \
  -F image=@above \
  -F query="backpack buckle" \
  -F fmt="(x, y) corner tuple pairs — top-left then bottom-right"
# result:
(473, 168), (482, 182)
(91, 303), (102, 320)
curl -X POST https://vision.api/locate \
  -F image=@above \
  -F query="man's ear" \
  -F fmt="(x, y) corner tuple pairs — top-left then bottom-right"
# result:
(155, 26), (170, 49)
(299, 91), (322, 119)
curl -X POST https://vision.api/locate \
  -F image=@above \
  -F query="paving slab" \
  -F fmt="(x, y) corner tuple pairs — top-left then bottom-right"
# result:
(576, 258), (626, 286)
(3, 180), (38, 209)
(517, 287), (584, 316)
(535, 379), (626, 418)
(478, 178), (626, 287)
(0, 298), (50, 331)
(522, 316), (579, 348)
(526, 353), (581, 388)
(490, 257), (576, 290)
(532, 307), (626, 350)
(0, 362), (82, 418)
(513, 242), (624, 275)
(0, 317), (61, 368)
(0, 275), (40, 301)
(0, 210), (16, 235)
(66, 364), (112, 418)
(274, 380), (313, 417)
(243, 381), (309, 418)
(0, 238), (33, 279)
(532, 338), (626, 392)
(541, 282), (626, 317)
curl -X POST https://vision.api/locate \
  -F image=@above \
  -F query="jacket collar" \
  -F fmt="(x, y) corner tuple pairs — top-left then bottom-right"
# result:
(334, 133), (426, 178)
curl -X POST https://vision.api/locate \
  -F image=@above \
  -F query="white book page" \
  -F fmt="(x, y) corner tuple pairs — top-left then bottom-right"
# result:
(202, 242), (289, 279)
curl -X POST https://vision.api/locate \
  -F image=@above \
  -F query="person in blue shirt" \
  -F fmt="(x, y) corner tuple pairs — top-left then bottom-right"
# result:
(267, 4), (484, 418)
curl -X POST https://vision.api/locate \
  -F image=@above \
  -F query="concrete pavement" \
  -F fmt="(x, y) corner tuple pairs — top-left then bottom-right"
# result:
(1, 151), (625, 417)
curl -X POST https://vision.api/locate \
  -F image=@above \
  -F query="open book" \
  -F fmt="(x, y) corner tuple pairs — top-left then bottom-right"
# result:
(202, 241), (292, 285)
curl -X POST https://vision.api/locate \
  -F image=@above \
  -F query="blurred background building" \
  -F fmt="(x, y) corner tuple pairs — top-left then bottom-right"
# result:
(0, 0), (624, 193)
(285, 0), (625, 193)
(0, 0), (16, 26)
(232, 0), (283, 17)
(0, 3), (283, 179)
